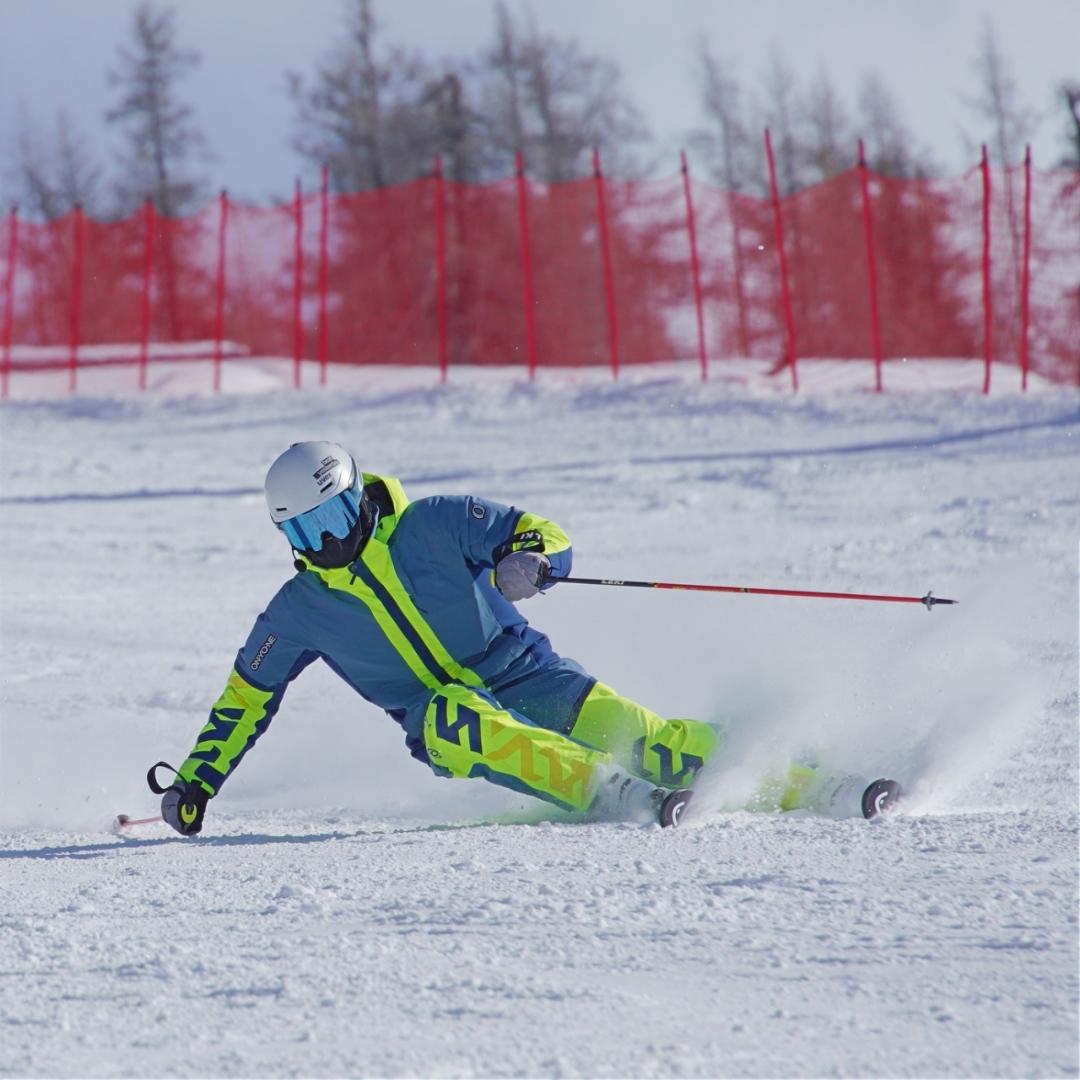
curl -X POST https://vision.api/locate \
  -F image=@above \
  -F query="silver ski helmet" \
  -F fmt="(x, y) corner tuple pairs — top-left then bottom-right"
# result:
(264, 441), (376, 568)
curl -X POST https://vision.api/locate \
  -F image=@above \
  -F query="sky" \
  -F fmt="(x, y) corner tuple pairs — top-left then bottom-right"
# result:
(0, 0), (1077, 208)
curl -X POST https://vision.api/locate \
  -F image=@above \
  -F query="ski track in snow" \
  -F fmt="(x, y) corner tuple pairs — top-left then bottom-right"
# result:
(1, 359), (1078, 1078)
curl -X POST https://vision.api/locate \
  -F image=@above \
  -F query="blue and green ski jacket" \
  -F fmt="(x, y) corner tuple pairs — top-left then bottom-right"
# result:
(176, 473), (574, 797)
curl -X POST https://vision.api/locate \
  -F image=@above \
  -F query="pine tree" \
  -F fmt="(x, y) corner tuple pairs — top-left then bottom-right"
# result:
(287, 0), (435, 191)
(965, 17), (1037, 350)
(692, 41), (755, 193)
(966, 18), (1038, 168)
(1056, 81), (1080, 168)
(686, 41), (760, 356)
(758, 50), (803, 196)
(11, 107), (104, 221)
(418, 69), (487, 184)
(105, 2), (209, 217)
(802, 68), (853, 184)
(856, 73), (935, 178)
(479, 2), (650, 181)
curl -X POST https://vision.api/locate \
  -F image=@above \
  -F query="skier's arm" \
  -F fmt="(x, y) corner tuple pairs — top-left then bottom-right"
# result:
(428, 495), (572, 598)
(177, 612), (318, 799)
(495, 508), (572, 585)
(445, 495), (572, 582)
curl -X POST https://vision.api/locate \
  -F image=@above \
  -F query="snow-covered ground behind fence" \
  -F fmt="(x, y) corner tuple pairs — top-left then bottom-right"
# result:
(0, 360), (1077, 1077)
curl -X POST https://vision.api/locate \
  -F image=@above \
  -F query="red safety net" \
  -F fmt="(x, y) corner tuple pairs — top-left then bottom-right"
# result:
(1, 159), (1076, 394)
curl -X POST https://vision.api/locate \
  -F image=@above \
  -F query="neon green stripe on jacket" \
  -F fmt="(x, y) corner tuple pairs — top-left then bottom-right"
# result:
(178, 670), (276, 795)
(308, 535), (484, 692)
(514, 511), (571, 557)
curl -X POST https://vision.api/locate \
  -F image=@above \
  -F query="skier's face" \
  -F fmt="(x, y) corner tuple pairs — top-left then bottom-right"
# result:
(279, 475), (374, 568)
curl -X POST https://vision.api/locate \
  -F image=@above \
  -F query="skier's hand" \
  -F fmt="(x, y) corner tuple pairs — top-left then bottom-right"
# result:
(495, 549), (550, 601)
(161, 780), (210, 836)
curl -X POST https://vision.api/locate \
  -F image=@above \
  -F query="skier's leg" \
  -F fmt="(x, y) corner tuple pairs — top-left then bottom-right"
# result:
(421, 684), (612, 813)
(745, 760), (902, 818)
(567, 681), (719, 787)
(490, 656), (718, 787)
(746, 760), (821, 812)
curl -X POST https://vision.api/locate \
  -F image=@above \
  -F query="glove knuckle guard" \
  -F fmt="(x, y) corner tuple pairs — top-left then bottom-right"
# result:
(495, 550), (550, 601)
(161, 782), (208, 836)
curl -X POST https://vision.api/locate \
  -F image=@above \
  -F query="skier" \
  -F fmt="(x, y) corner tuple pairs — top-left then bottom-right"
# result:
(154, 441), (902, 835)
(153, 441), (720, 835)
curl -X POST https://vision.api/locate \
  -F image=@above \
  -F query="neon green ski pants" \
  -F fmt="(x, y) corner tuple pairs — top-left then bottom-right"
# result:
(421, 681), (719, 811)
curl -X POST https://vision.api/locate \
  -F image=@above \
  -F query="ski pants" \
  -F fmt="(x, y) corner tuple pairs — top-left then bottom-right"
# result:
(412, 656), (719, 812)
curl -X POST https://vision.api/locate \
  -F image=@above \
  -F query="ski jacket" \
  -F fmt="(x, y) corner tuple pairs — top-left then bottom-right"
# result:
(176, 473), (573, 797)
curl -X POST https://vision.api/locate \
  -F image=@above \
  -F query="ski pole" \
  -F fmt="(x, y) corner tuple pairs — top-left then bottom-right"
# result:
(560, 576), (956, 610)
(114, 813), (163, 829)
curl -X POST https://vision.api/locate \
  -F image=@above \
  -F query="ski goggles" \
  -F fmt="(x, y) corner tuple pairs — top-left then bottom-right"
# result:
(278, 480), (364, 553)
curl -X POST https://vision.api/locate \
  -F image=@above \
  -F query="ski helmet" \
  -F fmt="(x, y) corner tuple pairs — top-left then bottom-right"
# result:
(264, 441), (376, 568)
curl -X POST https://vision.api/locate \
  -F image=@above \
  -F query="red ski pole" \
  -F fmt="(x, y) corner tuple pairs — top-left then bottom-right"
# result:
(560, 576), (956, 610)
(114, 813), (163, 829)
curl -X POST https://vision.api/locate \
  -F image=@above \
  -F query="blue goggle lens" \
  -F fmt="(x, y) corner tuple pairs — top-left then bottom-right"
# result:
(279, 483), (363, 553)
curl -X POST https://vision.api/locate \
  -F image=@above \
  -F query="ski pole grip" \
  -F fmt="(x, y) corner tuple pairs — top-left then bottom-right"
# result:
(146, 760), (180, 795)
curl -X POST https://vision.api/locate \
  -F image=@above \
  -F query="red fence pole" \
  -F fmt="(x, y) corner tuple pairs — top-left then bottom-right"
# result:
(318, 164), (329, 387)
(980, 145), (993, 395)
(592, 147), (620, 379)
(680, 151), (709, 381)
(1, 205), (17, 400)
(1020, 145), (1032, 392)
(68, 203), (85, 394)
(729, 190), (751, 358)
(764, 129), (798, 392)
(293, 178), (304, 390)
(434, 155), (448, 383)
(138, 198), (155, 392)
(212, 189), (228, 394)
(858, 139), (885, 392)
(515, 151), (539, 380)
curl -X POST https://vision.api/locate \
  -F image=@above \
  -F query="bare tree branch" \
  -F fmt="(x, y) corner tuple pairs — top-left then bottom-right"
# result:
(1056, 80), (1080, 168)
(856, 73), (936, 178)
(8, 106), (105, 220)
(105, 1), (210, 217)
(479, 3), (650, 181)
(965, 18), (1039, 166)
(288, 0), (437, 191)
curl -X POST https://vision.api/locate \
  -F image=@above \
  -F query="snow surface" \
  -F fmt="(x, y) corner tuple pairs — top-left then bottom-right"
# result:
(1, 358), (1078, 1078)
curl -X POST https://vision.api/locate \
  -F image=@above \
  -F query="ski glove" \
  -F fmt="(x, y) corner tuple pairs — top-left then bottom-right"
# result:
(495, 549), (551, 601)
(161, 781), (209, 836)
(148, 761), (210, 836)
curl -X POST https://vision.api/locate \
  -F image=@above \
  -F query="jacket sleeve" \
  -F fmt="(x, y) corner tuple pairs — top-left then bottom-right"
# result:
(428, 494), (573, 586)
(177, 603), (319, 797)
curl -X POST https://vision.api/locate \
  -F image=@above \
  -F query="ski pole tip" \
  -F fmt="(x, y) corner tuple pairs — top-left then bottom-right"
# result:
(922, 591), (958, 610)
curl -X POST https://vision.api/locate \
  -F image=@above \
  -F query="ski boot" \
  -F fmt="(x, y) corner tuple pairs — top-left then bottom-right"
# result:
(590, 770), (693, 828)
(657, 788), (693, 827)
(763, 763), (904, 819)
(818, 774), (904, 818)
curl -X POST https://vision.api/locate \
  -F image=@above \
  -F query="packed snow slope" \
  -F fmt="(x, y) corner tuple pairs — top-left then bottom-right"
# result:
(1, 359), (1078, 1079)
